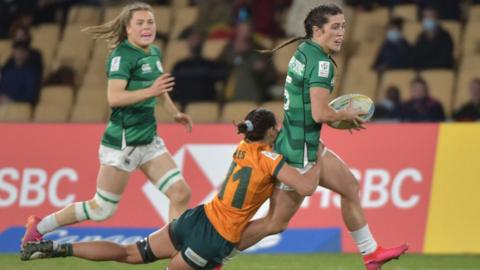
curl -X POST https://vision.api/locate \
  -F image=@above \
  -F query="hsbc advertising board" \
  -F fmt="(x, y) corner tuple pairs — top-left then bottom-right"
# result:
(0, 123), (472, 254)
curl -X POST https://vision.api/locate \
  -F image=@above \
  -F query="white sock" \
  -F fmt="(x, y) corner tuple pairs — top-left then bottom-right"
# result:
(350, 225), (378, 255)
(37, 214), (59, 235)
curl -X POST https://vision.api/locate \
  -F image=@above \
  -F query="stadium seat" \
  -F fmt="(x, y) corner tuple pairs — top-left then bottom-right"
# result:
(31, 24), (60, 75)
(155, 101), (181, 123)
(37, 85), (75, 111)
(202, 39), (228, 61)
(154, 39), (165, 52)
(163, 40), (191, 72)
(331, 52), (347, 95)
(342, 56), (378, 99)
(454, 70), (480, 110)
(273, 38), (300, 75)
(169, 7), (198, 40)
(0, 102), (32, 122)
(184, 102), (220, 122)
(103, 6), (124, 23)
(221, 101), (258, 123)
(76, 87), (108, 106)
(70, 103), (108, 122)
(68, 5), (101, 25)
(81, 65), (108, 88)
(377, 69), (417, 101)
(34, 85), (74, 123)
(463, 22), (480, 56)
(419, 69), (455, 115)
(441, 21), (462, 60)
(392, 4), (418, 22)
(0, 40), (11, 65)
(351, 8), (389, 56)
(152, 5), (172, 36)
(468, 5), (480, 21)
(260, 101), (284, 123)
(403, 21), (422, 44)
(33, 104), (71, 122)
(54, 24), (93, 85)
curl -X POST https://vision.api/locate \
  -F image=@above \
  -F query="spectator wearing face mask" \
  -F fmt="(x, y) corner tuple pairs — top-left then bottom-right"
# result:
(372, 17), (413, 71)
(413, 6), (454, 69)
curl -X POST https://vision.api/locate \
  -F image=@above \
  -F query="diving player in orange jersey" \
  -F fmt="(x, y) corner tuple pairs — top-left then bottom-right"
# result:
(21, 108), (322, 270)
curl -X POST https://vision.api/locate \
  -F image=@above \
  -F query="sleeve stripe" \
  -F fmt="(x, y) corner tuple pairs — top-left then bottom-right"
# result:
(272, 157), (286, 178)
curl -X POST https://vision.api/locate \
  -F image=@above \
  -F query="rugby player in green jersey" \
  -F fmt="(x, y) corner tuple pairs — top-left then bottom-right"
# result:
(21, 2), (192, 247)
(234, 4), (408, 270)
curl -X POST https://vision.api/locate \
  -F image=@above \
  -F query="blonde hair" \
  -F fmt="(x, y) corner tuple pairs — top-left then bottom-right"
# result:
(82, 2), (154, 49)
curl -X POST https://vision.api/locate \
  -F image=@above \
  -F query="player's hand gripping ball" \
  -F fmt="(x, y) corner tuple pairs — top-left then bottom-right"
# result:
(327, 94), (375, 129)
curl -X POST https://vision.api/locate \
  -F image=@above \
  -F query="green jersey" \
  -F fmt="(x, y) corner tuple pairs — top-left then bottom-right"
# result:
(274, 40), (335, 168)
(102, 40), (164, 149)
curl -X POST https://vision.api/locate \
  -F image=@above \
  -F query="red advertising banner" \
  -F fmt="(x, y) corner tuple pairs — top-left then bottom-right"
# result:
(0, 123), (438, 252)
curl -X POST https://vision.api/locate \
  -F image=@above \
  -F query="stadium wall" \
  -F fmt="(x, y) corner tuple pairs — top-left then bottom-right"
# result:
(0, 123), (478, 254)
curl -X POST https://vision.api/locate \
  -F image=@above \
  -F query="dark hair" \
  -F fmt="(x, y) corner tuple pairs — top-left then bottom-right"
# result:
(236, 108), (277, 141)
(389, 17), (404, 30)
(260, 4), (343, 54)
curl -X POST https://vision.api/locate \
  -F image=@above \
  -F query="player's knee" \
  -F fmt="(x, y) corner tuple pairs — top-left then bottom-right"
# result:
(85, 193), (119, 221)
(342, 175), (360, 200)
(167, 182), (191, 206)
(124, 244), (145, 264)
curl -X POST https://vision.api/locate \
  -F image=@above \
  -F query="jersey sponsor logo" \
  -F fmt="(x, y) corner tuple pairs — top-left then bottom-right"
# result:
(141, 63), (152, 73)
(318, 61), (330, 78)
(286, 75), (292, 84)
(261, 151), (280, 160)
(184, 247), (208, 267)
(156, 60), (163, 72)
(288, 56), (305, 76)
(110, 56), (121, 72)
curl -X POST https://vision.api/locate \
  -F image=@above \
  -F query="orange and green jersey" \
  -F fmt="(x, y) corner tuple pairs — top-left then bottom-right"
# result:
(204, 140), (286, 243)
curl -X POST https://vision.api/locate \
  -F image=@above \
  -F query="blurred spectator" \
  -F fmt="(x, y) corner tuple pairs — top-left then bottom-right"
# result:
(0, 0), (34, 39)
(219, 22), (277, 102)
(10, 26), (43, 74)
(374, 86), (403, 120)
(418, 0), (461, 21)
(402, 77), (445, 122)
(0, 41), (43, 105)
(453, 78), (480, 121)
(285, 0), (344, 37)
(413, 7), (454, 69)
(249, 0), (290, 38)
(170, 30), (228, 107)
(195, 0), (235, 39)
(373, 17), (413, 71)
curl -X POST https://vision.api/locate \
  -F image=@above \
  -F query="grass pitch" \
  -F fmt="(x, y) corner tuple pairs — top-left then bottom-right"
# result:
(1, 253), (480, 270)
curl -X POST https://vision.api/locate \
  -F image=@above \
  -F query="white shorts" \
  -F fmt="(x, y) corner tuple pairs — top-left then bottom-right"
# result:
(276, 145), (328, 191)
(276, 162), (315, 191)
(99, 136), (168, 173)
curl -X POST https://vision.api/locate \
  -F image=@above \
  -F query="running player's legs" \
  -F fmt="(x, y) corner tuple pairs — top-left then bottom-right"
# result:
(237, 187), (304, 250)
(140, 152), (191, 221)
(147, 225), (178, 259)
(22, 164), (131, 246)
(54, 165), (130, 225)
(318, 148), (366, 231)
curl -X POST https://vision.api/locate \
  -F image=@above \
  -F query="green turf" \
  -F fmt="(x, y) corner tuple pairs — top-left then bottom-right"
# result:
(2, 253), (480, 270)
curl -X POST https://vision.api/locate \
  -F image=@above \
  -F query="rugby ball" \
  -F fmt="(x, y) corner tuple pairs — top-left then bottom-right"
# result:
(327, 94), (375, 129)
